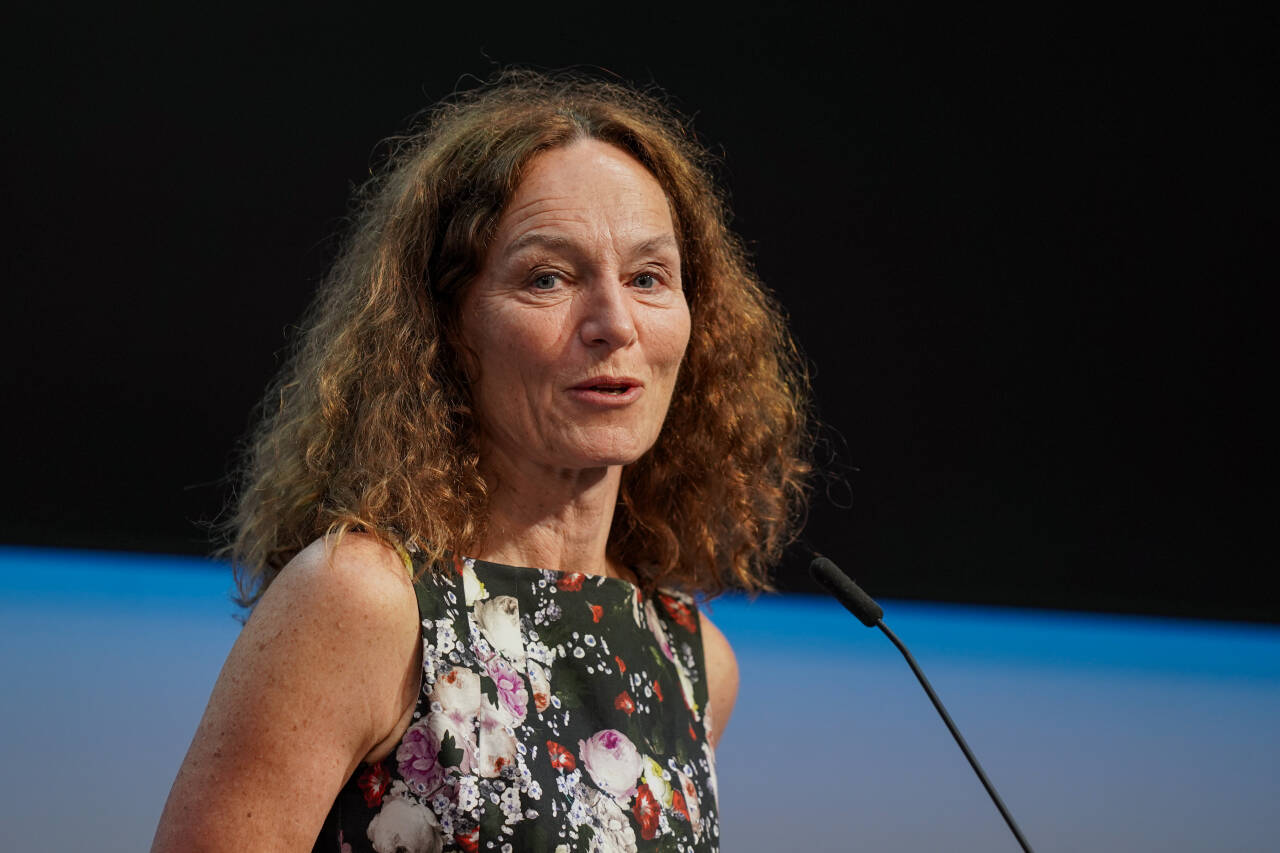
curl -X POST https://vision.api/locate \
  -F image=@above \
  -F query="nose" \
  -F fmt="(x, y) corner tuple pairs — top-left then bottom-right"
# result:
(577, 280), (637, 350)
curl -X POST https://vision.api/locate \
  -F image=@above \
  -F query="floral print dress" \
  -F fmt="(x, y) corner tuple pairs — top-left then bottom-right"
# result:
(314, 553), (720, 853)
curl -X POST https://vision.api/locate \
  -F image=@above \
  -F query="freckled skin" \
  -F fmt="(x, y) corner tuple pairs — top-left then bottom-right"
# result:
(152, 138), (740, 853)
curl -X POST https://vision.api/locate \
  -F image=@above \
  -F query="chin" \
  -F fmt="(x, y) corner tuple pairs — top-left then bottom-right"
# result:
(563, 437), (656, 469)
(536, 418), (668, 471)
(572, 449), (647, 469)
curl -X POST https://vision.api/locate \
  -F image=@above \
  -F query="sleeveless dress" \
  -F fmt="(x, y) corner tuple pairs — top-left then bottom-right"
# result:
(314, 553), (721, 853)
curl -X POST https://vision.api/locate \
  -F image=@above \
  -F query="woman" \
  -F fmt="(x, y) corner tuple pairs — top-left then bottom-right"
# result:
(154, 71), (809, 852)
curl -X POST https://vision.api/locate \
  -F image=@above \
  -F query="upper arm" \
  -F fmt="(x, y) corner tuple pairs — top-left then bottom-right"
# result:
(152, 534), (422, 852)
(700, 610), (739, 749)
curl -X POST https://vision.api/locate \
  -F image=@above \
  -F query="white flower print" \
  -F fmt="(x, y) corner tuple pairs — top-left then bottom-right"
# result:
(367, 796), (443, 853)
(582, 786), (639, 853)
(330, 557), (717, 851)
(460, 560), (488, 606)
(642, 756), (673, 807)
(457, 775), (481, 813)
(644, 598), (674, 662)
(702, 740), (719, 801)
(528, 658), (552, 713)
(674, 657), (700, 721)
(676, 769), (702, 841)
(434, 619), (459, 655)
(477, 696), (519, 778)
(430, 666), (480, 722)
(474, 595), (526, 669)
(578, 729), (643, 802)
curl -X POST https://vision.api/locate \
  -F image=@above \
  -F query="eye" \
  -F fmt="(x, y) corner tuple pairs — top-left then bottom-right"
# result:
(632, 272), (660, 290)
(530, 272), (561, 291)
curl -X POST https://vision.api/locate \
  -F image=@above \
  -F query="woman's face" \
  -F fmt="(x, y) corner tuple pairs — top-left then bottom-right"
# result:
(460, 138), (691, 474)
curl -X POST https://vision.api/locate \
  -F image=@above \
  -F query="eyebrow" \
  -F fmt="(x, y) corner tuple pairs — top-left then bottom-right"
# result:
(502, 232), (679, 260)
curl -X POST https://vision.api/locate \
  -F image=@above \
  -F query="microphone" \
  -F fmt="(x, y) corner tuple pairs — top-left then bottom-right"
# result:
(810, 556), (1037, 853)
(809, 555), (883, 626)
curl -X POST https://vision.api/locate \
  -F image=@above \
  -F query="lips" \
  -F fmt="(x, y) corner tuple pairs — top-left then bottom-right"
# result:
(586, 382), (631, 395)
(568, 376), (644, 406)
(572, 376), (641, 394)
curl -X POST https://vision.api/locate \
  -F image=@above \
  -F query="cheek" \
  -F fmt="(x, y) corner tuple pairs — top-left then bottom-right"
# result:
(473, 310), (569, 395)
(656, 307), (692, 374)
(505, 316), (566, 371)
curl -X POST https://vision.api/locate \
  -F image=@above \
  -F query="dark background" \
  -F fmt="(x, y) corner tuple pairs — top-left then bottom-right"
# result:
(4, 7), (1273, 621)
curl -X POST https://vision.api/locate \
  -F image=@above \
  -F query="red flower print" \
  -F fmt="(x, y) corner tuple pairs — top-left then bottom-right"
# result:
(452, 554), (466, 575)
(615, 655), (626, 673)
(659, 593), (699, 633)
(632, 782), (661, 840)
(652, 679), (663, 702)
(614, 691), (635, 715)
(672, 789), (690, 822)
(558, 572), (585, 591)
(589, 603), (603, 623)
(689, 721), (698, 741)
(546, 739), (576, 771)
(456, 827), (479, 853)
(357, 762), (391, 808)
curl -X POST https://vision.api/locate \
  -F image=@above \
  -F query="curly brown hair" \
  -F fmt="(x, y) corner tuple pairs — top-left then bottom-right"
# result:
(224, 70), (811, 606)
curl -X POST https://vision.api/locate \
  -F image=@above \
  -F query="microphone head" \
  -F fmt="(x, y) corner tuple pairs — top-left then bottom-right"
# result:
(809, 556), (884, 627)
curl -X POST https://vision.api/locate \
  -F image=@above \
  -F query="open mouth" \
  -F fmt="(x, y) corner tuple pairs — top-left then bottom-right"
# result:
(572, 377), (640, 398)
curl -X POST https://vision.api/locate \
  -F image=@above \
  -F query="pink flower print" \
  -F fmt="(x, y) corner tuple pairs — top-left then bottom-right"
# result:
(396, 713), (477, 799)
(578, 729), (643, 801)
(395, 719), (447, 797)
(644, 598), (675, 662)
(486, 654), (529, 726)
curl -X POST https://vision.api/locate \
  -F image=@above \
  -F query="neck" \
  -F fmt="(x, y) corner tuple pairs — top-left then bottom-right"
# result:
(473, 443), (628, 580)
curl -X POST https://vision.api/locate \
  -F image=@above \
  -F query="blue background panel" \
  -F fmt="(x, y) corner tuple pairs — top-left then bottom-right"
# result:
(2, 548), (1277, 852)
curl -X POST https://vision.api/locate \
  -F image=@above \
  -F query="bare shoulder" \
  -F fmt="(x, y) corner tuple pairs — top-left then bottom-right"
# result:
(272, 532), (419, 625)
(236, 532), (425, 757)
(152, 533), (422, 852)
(240, 533), (423, 718)
(699, 609), (739, 749)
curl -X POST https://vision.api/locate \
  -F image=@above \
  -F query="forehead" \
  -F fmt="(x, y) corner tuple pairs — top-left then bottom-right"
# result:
(492, 138), (676, 253)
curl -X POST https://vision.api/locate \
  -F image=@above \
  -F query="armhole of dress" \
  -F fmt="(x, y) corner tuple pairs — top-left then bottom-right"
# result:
(696, 605), (715, 747)
(348, 555), (436, 774)
(657, 588), (713, 743)
(701, 604), (721, 753)
(691, 596), (713, 711)
(410, 559), (440, 697)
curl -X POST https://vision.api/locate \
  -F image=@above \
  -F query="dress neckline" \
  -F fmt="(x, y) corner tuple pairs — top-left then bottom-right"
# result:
(462, 554), (644, 594)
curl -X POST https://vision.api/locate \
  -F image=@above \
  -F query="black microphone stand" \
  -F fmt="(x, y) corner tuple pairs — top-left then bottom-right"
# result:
(810, 556), (1036, 853)
(878, 618), (1035, 853)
